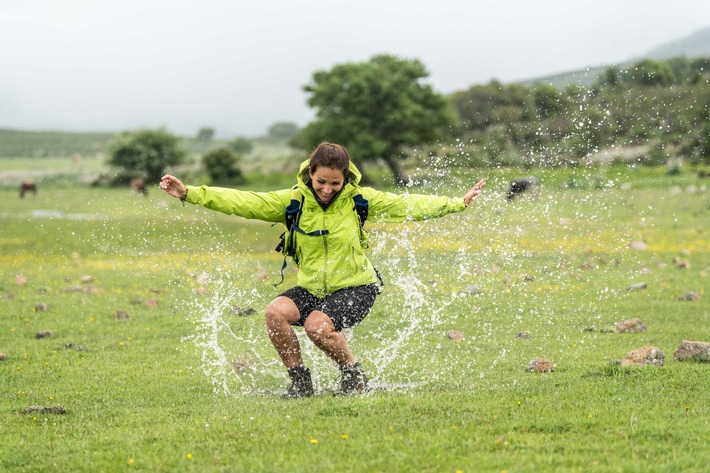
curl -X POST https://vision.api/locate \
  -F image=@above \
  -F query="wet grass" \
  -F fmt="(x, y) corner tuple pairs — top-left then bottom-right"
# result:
(0, 165), (709, 472)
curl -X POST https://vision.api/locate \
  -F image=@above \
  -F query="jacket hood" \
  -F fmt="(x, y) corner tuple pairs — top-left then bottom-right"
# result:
(296, 158), (362, 196)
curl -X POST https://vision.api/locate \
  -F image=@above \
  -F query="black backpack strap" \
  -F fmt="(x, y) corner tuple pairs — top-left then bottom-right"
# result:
(353, 194), (369, 226)
(274, 189), (304, 287)
(274, 190), (328, 287)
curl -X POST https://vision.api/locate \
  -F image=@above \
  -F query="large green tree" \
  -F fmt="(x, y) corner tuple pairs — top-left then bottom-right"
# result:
(107, 128), (187, 183)
(298, 54), (457, 184)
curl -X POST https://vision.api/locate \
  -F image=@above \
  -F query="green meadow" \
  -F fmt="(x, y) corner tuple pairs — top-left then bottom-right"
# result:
(1, 160), (709, 472)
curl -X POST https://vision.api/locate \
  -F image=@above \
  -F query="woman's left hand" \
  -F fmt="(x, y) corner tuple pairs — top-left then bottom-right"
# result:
(463, 179), (486, 207)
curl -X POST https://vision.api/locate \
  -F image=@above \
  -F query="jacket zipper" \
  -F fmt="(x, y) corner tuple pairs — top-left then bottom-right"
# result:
(322, 209), (329, 294)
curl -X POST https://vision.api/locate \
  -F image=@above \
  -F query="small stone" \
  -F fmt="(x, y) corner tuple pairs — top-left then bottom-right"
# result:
(195, 272), (210, 285)
(526, 358), (555, 373)
(684, 291), (702, 301)
(113, 310), (130, 320)
(0, 352), (6, 361)
(232, 358), (255, 373)
(615, 318), (647, 333)
(22, 406), (67, 415)
(628, 241), (648, 251)
(34, 303), (49, 312)
(79, 275), (93, 283)
(674, 340), (710, 362)
(626, 282), (647, 291)
(144, 298), (159, 308)
(254, 270), (270, 281)
(673, 257), (690, 269)
(620, 346), (664, 367)
(35, 330), (53, 339)
(464, 284), (481, 295)
(64, 285), (100, 294)
(195, 286), (209, 295)
(446, 330), (465, 342)
(15, 276), (28, 286)
(58, 343), (90, 352)
(230, 306), (256, 316)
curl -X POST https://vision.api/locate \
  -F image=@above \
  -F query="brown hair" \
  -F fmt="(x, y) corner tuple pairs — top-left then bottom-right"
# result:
(304, 142), (351, 180)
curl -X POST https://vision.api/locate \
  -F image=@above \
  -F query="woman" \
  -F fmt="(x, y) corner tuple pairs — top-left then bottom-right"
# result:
(160, 142), (485, 398)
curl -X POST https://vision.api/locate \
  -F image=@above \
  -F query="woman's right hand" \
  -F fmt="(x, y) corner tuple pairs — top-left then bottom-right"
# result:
(160, 174), (187, 200)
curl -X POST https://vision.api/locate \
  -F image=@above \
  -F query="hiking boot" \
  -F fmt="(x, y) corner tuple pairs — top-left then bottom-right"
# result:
(338, 362), (368, 395)
(282, 365), (314, 399)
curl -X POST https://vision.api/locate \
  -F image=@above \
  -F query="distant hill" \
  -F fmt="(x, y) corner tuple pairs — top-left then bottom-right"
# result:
(645, 26), (710, 60)
(521, 26), (710, 88)
(0, 128), (115, 158)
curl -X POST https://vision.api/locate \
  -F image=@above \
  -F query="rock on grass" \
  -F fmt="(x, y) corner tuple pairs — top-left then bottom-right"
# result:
(615, 318), (647, 333)
(674, 340), (710, 362)
(446, 330), (465, 342)
(526, 358), (555, 373)
(22, 406), (67, 415)
(620, 346), (664, 367)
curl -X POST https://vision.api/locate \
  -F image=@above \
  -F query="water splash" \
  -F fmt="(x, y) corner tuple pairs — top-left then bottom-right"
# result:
(182, 273), (280, 395)
(183, 158), (641, 396)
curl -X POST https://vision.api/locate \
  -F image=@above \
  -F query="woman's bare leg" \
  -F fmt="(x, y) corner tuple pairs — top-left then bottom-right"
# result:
(265, 296), (304, 368)
(303, 311), (356, 366)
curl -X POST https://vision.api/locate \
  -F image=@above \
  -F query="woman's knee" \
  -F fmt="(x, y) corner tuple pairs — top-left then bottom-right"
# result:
(304, 312), (334, 340)
(266, 297), (299, 328)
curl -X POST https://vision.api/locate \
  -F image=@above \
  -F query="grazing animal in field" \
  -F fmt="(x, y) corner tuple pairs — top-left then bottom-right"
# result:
(507, 177), (539, 201)
(129, 177), (148, 196)
(19, 180), (37, 198)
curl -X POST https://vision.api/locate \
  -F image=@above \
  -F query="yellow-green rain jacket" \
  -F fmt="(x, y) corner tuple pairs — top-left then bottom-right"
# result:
(184, 159), (466, 297)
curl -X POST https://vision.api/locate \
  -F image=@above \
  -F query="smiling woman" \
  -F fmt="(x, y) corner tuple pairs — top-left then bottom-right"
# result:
(160, 141), (485, 398)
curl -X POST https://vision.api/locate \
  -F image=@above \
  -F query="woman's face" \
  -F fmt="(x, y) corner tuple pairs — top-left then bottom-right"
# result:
(309, 166), (345, 203)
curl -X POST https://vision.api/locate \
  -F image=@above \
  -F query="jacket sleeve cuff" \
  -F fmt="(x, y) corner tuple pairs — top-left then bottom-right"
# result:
(184, 185), (200, 204)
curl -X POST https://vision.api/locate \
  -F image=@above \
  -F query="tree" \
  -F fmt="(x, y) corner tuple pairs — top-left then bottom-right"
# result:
(533, 84), (565, 117)
(298, 54), (457, 184)
(451, 80), (530, 131)
(202, 146), (244, 183)
(107, 128), (187, 183)
(230, 136), (254, 154)
(267, 122), (299, 141)
(627, 59), (674, 87)
(196, 127), (215, 141)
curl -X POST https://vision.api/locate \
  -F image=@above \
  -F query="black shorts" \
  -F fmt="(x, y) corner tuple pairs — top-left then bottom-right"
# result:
(279, 284), (379, 332)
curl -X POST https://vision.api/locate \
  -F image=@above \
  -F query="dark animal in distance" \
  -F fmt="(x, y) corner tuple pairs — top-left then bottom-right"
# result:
(19, 180), (37, 198)
(129, 177), (148, 196)
(507, 177), (539, 201)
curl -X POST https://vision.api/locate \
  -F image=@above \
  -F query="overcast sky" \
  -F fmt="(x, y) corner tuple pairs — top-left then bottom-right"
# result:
(1, 0), (708, 138)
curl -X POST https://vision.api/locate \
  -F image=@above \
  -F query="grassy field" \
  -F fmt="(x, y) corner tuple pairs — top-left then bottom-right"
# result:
(0, 160), (709, 472)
